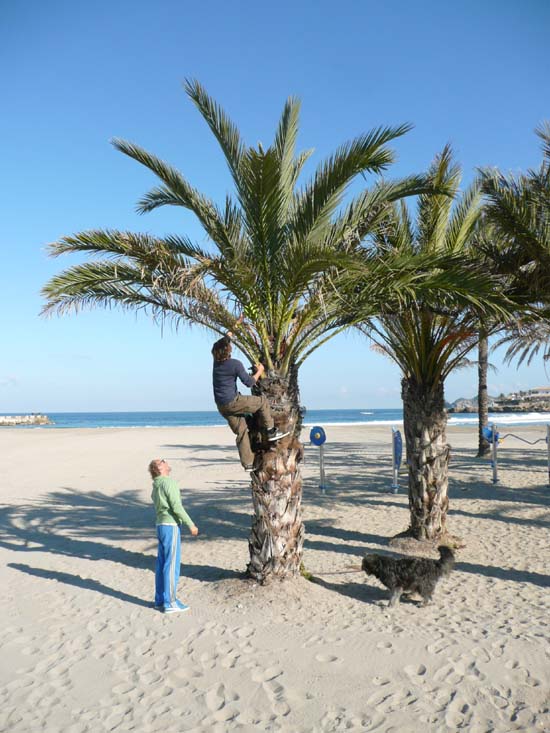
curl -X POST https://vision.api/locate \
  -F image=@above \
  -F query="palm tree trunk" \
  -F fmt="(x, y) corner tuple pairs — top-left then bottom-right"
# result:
(402, 376), (450, 541)
(246, 365), (305, 583)
(477, 327), (490, 457)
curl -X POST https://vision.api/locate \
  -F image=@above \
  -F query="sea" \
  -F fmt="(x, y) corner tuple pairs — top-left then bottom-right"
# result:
(4, 408), (550, 429)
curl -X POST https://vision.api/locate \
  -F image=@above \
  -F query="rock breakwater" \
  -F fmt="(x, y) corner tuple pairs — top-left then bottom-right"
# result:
(0, 414), (52, 426)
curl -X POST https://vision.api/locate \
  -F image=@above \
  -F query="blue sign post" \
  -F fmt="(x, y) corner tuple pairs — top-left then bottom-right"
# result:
(391, 428), (403, 493)
(310, 426), (327, 492)
(482, 424), (500, 484)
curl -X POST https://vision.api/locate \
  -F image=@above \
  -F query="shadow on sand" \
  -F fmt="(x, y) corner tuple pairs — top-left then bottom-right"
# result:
(2, 436), (549, 606)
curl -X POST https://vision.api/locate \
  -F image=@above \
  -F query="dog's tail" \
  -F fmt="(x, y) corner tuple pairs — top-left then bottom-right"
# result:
(437, 545), (455, 574)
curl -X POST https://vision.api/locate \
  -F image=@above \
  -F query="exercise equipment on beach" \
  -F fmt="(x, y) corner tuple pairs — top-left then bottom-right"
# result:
(310, 426), (327, 492)
(390, 428), (403, 493)
(482, 423), (550, 486)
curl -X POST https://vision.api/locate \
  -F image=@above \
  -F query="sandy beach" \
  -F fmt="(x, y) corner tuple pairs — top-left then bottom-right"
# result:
(1, 423), (549, 732)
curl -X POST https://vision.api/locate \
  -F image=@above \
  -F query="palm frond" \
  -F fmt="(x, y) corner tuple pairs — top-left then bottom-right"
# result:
(417, 144), (461, 252)
(184, 78), (245, 184)
(444, 182), (481, 252)
(289, 124), (413, 248)
(535, 121), (550, 161)
(112, 138), (238, 254)
(495, 320), (550, 367)
(274, 96), (302, 211)
(330, 174), (431, 253)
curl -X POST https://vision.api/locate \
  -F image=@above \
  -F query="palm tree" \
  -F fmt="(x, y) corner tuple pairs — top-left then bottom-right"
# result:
(42, 80), (430, 582)
(470, 221), (502, 458)
(476, 326), (491, 457)
(480, 122), (550, 365)
(357, 147), (508, 542)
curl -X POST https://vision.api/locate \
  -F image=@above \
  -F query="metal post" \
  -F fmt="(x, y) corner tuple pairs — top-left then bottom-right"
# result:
(309, 425), (327, 493)
(319, 443), (326, 492)
(491, 423), (499, 484)
(547, 424), (550, 488)
(391, 428), (399, 493)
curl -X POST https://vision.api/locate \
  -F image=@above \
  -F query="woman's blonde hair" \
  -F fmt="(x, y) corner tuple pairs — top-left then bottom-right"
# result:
(148, 459), (163, 479)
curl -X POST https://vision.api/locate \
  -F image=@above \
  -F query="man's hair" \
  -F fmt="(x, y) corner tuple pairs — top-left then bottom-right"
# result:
(212, 335), (232, 362)
(148, 459), (163, 479)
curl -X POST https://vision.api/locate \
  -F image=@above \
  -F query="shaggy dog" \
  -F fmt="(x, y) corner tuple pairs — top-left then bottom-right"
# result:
(362, 546), (455, 607)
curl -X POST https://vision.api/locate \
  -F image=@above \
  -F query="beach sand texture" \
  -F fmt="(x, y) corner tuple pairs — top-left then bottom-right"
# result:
(1, 424), (549, 732)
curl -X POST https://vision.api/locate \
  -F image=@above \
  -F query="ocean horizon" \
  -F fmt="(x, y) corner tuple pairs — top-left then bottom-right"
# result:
(3, 408), (550, 429)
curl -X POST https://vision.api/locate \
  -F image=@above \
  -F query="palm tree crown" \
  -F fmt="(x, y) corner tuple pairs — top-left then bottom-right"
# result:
(363, 146), (487, 383)
(43, 80), (426, 374)
(480, 122), (550, 367)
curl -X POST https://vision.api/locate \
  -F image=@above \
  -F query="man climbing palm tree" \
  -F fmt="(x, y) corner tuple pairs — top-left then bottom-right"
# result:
(212, 319), (288, 470)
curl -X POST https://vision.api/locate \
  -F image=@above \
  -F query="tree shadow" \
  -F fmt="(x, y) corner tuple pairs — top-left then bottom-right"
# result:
(304, 520), (389, 557)
(313, 440), (550, 511)
(160, 443), (237, 466)
(3, 435), (548, 598)
(310, 575), (389, 604)
(8, 562), (245, 607)
(186, 565), (246, 582)
(456, 560), (550, 588)
(161, 444), (234, 453)
(449, 446), (549, 483)
(8, 563), (151, 607)
(0, 487), (253, 579)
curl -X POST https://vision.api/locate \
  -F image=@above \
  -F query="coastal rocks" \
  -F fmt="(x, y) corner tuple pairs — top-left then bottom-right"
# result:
(490, 400), (550, 412)
(448, 399), (477, 413)
(448, 397), (550, 413)
(0, 414), (52, 426)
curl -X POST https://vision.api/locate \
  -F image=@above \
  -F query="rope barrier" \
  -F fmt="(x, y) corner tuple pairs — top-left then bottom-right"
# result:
(483, 423), (550, 486)
(498, 433), (547, 446)
(312, 566), (363, 576)
(306, 422), (550, 492)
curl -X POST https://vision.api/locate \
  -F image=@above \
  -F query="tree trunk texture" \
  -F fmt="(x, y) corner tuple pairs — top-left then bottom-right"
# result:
(402, 376), (450, 541)
(246, 365), (305, 583)
(477, 328), (491, 458)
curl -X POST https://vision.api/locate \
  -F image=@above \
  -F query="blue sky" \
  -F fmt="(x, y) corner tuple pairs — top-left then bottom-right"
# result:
(2, 0), (549, 412)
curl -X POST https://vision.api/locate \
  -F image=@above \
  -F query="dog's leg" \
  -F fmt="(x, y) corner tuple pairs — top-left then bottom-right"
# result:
(420, 580), (437, 606)
(389, 588), (403, 607)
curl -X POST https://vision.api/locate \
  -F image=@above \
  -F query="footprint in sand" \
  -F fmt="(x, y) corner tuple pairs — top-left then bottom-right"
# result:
(445, 699), (473, 730)
(321, 706), (381, 731)
(372, 676), (391, 686)
(198, 651), (217, 670)
(205, 683), (227, 712)
(216, 641), (234, 655)
(301, 634), (322, 648)
(139, 669), (162, 685)
(458, 660), (486, 682)
(221, 653), (240, 669)
(470, 646), (491, 663)
(376, 640), (393, 653)
(261, 677), (290, 718)
(251, 665), (283, 683)
(483, 686), (510, 710)
(366, 689), (398, 708)
(404, 663), (427, 678)
(433, 663), (463, 686)
(314, 654), (341, 664)
(426, 639), (455, 655)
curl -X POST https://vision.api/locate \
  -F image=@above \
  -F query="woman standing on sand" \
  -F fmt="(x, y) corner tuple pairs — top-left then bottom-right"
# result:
(149, 458), (198, 614)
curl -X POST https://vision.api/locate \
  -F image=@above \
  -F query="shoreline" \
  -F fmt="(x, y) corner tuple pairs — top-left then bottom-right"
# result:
(6, 417), (550, 431)
(3, 421), (549, 435)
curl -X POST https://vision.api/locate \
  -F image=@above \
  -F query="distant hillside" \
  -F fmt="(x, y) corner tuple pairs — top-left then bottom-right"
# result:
(448, 391), (550, 413)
